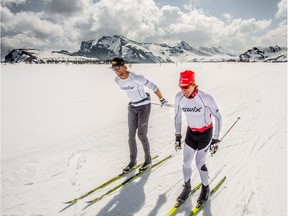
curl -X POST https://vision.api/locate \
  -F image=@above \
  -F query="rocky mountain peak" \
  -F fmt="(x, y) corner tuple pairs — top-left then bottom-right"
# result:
(3, 36), (287, 63)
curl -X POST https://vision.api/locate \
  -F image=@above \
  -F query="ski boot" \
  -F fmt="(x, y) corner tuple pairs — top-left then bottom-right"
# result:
(139, 157), (152, 172)
(123, 161), (137, 173)
(197, 184), (210, 204)
(177, 179), (191, 203)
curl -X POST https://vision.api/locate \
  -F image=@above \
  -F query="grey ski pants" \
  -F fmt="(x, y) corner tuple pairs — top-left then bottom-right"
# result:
(128, 103), (151, 163)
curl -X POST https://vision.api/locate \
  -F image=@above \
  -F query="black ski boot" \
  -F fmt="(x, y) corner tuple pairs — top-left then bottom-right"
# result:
(139, 156), (152, 172)
(177, 179), (191, 203)
(123, 161), (137, 173)
(197, 184), (210, 204)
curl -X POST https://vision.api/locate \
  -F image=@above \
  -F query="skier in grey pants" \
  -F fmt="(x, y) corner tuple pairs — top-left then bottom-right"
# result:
(112, 57), (168, 172)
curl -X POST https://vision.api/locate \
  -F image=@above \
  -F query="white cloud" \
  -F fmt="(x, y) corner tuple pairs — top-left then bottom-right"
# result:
(2, 11), (64, 38)
(1, 6), (65, 56)
(276, 0), (287, 18)
(222, 13), (233, 22)
(57, 0), (162, 47)
(145, 8), (273, 52)
(2, 33), (47, 50)
(213, 18), (272, 51)
(235, 18), (271, 34)
(255, 20), (287, 47)
(1, 5), (14, 22)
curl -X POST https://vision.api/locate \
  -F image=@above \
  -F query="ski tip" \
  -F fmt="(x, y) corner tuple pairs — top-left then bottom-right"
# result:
(219, 176), (227, 183)
(63, 200), (75, 204)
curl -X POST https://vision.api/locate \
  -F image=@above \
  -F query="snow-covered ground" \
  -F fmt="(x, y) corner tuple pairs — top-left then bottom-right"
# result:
(1, 62), (287, 216)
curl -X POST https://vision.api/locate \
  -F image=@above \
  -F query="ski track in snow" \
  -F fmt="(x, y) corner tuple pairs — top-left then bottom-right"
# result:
(1, 63), (287, 216)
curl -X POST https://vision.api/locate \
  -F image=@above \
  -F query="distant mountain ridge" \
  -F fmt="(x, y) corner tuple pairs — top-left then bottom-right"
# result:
(76, 35), (237, 63)
(239, 46), (287, 62)
(4, 35), (287, 63)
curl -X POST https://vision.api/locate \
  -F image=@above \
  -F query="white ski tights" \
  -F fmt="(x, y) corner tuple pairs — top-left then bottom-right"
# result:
(182, 143), (209, 186)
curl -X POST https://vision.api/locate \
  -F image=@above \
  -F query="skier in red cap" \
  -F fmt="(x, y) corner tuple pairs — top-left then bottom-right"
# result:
(174, 70), (223, 204)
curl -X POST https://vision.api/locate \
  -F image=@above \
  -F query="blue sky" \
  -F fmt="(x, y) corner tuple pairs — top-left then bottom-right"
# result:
(157, 0), (279, 20)
(1, 0), (287, 58)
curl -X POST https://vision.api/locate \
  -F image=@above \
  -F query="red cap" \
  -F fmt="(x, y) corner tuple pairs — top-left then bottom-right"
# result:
(179, 70), (195, 86)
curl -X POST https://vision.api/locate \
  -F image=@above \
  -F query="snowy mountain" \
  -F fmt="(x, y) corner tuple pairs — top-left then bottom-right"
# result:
(239, 45), (287, 62)
(77, 35), (238, 63)
(4, 49), (100, 64)
(3, 35), (287, 63)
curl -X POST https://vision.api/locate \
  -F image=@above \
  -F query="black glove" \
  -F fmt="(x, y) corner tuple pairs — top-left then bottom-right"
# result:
(159, 98), (168, 107)
(175, 134), (182, 151)
(209, 138), (220, 155)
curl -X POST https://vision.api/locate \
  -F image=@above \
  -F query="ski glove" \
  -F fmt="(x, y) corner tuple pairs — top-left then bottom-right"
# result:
(175, 134), (182, 151)
(210, 138), (220, 155)
(160, 98), (168, 107)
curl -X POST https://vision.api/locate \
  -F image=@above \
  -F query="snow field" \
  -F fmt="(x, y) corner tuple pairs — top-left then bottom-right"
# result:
(1, 62), (287, 216)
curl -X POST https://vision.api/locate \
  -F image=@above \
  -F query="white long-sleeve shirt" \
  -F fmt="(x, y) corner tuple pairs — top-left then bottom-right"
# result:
(174, 90), (222, 139)
(115, 72), (158, 106)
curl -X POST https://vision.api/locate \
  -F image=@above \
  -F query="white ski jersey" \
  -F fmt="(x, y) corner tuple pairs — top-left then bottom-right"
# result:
(115, 72), (158, 106)
(174, 90), (222, 139)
